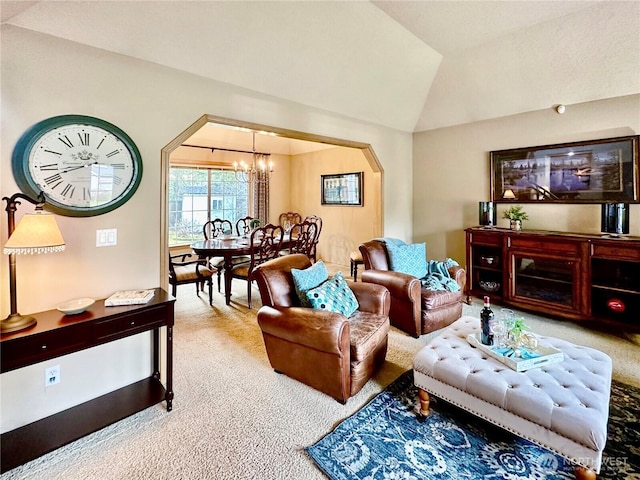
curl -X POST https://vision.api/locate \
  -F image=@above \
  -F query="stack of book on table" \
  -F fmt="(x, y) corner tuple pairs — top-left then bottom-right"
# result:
(105, 289), (155, 306)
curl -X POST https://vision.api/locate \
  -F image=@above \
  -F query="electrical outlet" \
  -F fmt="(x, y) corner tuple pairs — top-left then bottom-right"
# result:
(45, 365), (61, 387)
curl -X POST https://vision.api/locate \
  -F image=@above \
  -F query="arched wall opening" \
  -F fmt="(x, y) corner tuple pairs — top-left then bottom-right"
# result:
(159, 114), (384, 288)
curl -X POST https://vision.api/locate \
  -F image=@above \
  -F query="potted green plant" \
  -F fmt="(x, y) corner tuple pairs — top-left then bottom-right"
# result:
(505, 317), (540, 354)
(502, 205), (529, 231)
(509, 317), (529, 338)
(249, 218), (261, 230)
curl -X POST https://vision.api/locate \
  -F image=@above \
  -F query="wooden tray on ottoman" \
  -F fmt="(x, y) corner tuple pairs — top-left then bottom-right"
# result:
(467, 333), (564, 372)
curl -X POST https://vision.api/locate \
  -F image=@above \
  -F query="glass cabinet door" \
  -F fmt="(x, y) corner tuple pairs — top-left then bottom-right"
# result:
(471, 245), (503, 298)
(591, 258), (640, 324)
(509, 252), (580, 314)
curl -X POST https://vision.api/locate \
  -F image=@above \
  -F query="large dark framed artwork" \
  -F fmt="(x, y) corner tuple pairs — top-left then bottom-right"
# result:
(321, 172), (363, 206)
(490, 136), (639, 203)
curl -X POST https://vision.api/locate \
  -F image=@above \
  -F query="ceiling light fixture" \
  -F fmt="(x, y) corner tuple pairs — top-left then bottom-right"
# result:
(233, 131), (274, 185)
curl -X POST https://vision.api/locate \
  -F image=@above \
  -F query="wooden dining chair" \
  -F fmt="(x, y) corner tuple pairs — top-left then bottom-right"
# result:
(202, 218), (234, 292)
(203, 218), (233, 240)
(168, 253), (214, 305)
(288, 220), (318, 259)
(230, 224), (284, 308)
(235, 216), (255, 236)
(303, 215), (322, 262)
(278, 211), (302, 230)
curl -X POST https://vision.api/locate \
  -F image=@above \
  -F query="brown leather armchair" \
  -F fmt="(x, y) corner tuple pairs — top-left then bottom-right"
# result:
(359, 240), (466, 338)
(253, 254), (391, 403)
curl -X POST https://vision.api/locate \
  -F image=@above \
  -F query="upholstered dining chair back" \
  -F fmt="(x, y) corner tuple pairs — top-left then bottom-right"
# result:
(203, 218), (233, 240)
(278, 211), (302, 228)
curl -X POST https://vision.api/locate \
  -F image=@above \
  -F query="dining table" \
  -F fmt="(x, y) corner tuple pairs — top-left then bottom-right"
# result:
(190, 234), (292, 306)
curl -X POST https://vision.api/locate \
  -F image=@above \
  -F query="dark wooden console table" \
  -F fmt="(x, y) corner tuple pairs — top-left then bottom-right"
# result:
(0, 288), (175, 473)
(465, 227), (640, 329)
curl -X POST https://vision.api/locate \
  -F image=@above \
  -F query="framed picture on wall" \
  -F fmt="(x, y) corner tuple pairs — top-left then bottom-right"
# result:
(490, 135), (639, 203)
(321, 172), (363, 206)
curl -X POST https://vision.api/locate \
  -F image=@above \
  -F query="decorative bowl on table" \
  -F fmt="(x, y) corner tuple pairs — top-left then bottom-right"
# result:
(57, 298), (95, 315)
(479, 256), (499, 267)
(479, 280), (500, 292)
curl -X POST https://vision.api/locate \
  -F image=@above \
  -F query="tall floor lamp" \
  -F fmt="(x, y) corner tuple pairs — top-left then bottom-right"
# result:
(2, 192), (65, 333)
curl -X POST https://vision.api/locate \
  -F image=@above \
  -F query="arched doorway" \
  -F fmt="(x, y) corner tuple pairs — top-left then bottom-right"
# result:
(159, 114), (383, 288)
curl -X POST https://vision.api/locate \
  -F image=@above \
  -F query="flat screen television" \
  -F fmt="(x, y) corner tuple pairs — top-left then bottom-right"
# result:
(601, 203), (629, 235)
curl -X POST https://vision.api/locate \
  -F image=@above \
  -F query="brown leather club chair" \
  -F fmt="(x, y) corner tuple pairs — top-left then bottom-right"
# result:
(253, 254), (391, 403)
(359, 240), (466, 338)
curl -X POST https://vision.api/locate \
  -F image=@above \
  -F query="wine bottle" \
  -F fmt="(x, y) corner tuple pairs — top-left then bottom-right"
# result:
(480, 295), (494, 346)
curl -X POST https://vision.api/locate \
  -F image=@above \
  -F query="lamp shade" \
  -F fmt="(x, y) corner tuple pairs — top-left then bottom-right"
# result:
(503, 189), (516, 200)
(3, 211), (65, 254)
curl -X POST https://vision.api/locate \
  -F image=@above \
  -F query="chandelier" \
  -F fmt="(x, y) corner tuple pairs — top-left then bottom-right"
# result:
(234, 131), (274, 184)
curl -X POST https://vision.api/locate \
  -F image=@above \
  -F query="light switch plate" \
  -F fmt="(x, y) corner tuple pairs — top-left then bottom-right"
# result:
(96, 228), (117, 247)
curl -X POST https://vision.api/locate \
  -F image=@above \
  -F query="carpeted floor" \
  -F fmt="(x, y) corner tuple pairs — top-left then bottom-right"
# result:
(1, 267), (639, 479)
(306, 370), (640, 480)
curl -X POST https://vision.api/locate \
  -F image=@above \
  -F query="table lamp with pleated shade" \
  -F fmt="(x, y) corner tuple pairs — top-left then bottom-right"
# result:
(3, 193), (65, 333)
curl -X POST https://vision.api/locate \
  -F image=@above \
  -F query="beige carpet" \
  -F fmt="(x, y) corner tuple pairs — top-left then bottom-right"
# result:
(2, 267), (639, 480)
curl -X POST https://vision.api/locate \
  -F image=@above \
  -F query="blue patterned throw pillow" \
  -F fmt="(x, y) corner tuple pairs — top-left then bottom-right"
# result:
(387, 242), (427, 279)
(305, 272), (359, 317)
(291, 260), (329, 307)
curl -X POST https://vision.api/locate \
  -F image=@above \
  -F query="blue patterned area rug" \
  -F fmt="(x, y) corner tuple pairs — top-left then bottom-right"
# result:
(306, 370), (639, 480)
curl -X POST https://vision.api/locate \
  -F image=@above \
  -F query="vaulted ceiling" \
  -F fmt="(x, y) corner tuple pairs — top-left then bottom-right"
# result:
(2, 1), (639, 133)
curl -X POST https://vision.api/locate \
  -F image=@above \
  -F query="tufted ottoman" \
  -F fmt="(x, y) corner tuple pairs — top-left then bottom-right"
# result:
(413, 316), (612, 480)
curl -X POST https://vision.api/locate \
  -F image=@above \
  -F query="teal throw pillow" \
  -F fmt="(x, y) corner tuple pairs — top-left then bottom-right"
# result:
(305, 272), (359, 318)
(291, 260), (329, 307)
(387, 242), (427, 279)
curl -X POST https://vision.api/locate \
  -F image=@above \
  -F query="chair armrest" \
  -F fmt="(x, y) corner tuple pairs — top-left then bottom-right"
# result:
(348, 281), (390, 315)
(360, 269), (421, 303)
(449, 265), (466, 290)
(257, 306), (349, 355)
(170, 253), (195, 264)
(171, 254), (215, 277)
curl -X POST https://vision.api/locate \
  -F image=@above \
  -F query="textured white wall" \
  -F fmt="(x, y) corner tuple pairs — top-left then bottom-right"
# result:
(416, 2), (640, 131)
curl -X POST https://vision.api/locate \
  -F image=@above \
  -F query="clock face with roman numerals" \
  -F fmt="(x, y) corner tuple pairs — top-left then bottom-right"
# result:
(12, 115), (142, 216)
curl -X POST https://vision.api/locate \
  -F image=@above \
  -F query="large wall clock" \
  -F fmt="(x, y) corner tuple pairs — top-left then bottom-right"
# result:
(12, 114), (143, 217)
